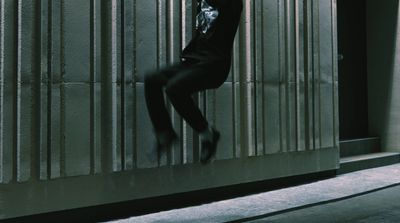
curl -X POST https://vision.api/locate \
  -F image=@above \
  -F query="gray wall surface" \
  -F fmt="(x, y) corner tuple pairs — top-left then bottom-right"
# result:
(0, 0), (339, 219)
(367, 0), (400, 152)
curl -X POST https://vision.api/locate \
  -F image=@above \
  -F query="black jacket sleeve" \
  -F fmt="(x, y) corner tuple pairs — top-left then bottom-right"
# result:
(203, 0), (230, 8)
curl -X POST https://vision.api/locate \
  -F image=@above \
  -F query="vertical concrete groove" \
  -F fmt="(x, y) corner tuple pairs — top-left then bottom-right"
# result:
(331, 0), (339, 149)
(310, 0), (316, 150)
(278, 0), (284, 153)
(303, 0), (311, 151)
(253, 0), (260, 156)
(232, 34), (239, 158)
(111, 0), (118, 171)
(101, 0), (112, 173)
(181, 0), (187, 164)
(59, 0), (66, 177)
(156, 0), (163, 166)
(120, 0), (126, 171)
(312, 0), (321, 149)
(294, 0), (301, 152)
(260, 0), (266, 156)
(284, 0), (291, 152)
(245, 0), (254, 156)
(46, 0), (52, 179)
(316, 0), (322, 149)
(165, 0), (172, 165)
(0, 0), (5, 183)
(89, 0), (95, 175)
(34, 0), (44, 181)
(131, 0), (137, 169)
(14, 0), (22, 182)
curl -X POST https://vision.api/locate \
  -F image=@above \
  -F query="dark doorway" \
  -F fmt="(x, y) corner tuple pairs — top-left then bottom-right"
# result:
(337, 0), (369, 140)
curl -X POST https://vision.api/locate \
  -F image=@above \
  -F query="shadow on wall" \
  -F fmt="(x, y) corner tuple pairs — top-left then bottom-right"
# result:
(367, 0), (400, 151)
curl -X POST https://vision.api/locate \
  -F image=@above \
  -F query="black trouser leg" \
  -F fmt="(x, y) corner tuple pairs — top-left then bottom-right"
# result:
(144, 59), (230, 134)
(144, 70), (175, 135)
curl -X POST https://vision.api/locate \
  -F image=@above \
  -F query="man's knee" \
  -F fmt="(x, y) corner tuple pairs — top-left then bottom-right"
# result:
(165, 81), (191, 99)
(144, 71), (165, 86)
(165, 82), (181, 98)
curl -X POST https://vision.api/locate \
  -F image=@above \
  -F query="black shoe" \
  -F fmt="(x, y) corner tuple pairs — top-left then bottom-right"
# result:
(200, 128), (220, 164)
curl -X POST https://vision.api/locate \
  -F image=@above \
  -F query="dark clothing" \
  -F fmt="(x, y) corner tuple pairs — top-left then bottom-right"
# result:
(181, 0), (243, 61)
(145, 0), (242, 135)
(145, 59), (231, 133)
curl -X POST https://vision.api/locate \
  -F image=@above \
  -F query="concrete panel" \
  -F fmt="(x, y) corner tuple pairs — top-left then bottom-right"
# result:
(233, 82), (241, 158)
(19, 0), (35, 84)
(63, 0), (91, 83)
(213, 84), (235, 160)
(135, 0), (157, 82)
(64, 83), (91, 176)
(122, 83), (135, 170)
(287, 83), (297, 152)
(255, 80), (265, 156)
(264, 84), (281, 154)
(122, 0), (135, 84)
(0, 64), (16, 184)
(136, 83), (158, 169)
(50, 0), (62, 84)
(1, 0), (17, 84)
(319, 0), (335, 149)
(263, 0), (281, 84)
(49, 84), (61, 179)
(312, 0), (322, 149)
(18, 83), (33, 182)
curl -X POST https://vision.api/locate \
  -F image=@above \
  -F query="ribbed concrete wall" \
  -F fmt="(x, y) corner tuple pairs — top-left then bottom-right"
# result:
(0, 0), (339, 219)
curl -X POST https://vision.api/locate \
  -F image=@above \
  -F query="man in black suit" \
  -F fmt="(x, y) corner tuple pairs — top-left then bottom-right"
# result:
(145, 0), (243, 164)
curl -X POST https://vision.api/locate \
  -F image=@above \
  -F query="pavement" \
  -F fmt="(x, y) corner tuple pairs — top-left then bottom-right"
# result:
(106, 163), (400, 223)
(252, 185), (400, 223)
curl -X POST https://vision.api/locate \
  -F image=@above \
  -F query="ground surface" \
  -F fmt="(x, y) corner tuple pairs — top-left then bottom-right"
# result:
(107, 163), (400, 223)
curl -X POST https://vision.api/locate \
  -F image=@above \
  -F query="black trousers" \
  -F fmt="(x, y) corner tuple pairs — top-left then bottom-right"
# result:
(144, 58), (231, 134)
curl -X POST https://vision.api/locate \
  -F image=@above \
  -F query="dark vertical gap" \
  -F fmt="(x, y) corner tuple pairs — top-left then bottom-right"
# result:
(120, 0), (126, 170)
(231, 54), (236, 158)
(278, 0), (283, 153)
(12, 0), (19, 183)
(303, 0), (310, 151)
(59, 0), (66, 177)
(155, 0), (161, 167)
(131, 0), (137, 169)
(310, 0), (315, 150)
(337, 0), (369, 140)
(317, 0), (322, 149)
(238, 2), (247, 159)
(89, 0), (95, 175)
(165, 1), (172, 166)
(284, 0), (290, 153)
(0, 0), (4, 183)
(261, 0), (266, 155)
(47, 0), (52, 179)
(32, 0), (42, 181)
(179, 1), (184, 165)
(294, 0), (299, 151)
(252, 1), (258, 156)
(100, 0), (112, 173)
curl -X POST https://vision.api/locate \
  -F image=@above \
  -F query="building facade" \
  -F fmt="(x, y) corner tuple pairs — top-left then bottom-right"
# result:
(0, 0), (340, 219)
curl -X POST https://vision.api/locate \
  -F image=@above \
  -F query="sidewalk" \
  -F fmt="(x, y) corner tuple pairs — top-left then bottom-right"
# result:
(107, 163), (400, 223)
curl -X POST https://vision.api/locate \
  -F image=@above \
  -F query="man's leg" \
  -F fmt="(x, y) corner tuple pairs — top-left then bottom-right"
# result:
(144, 63), (188, 146)
(164, 60), (230, 163)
